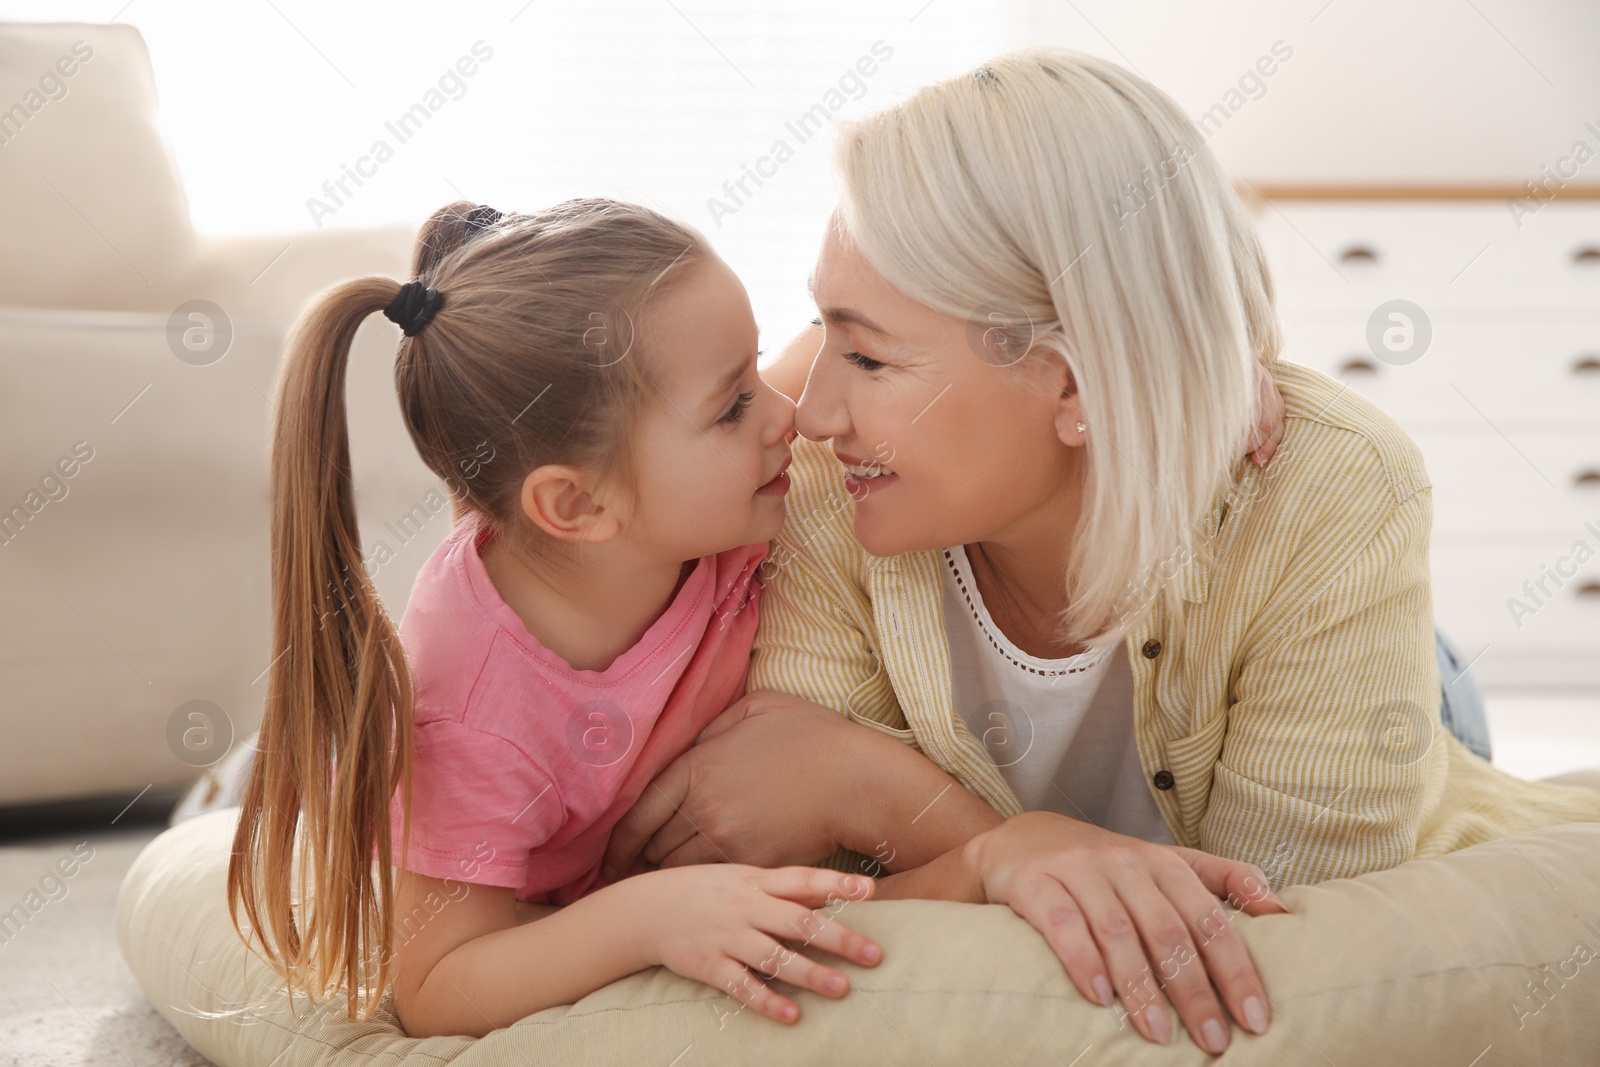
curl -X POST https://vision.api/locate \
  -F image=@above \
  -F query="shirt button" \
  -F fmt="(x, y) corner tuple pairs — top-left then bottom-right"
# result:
(1153, 770), (1175, 790)
(1141, 639), (1162, 659)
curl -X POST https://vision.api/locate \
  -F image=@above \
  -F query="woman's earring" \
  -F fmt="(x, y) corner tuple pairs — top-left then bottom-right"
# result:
(1076, 421), (1086, 433)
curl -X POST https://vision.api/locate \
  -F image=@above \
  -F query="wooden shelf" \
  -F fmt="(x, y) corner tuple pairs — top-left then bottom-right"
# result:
(1235, 183), (1600, 203)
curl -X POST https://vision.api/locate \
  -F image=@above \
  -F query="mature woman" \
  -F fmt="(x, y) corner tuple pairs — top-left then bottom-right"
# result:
(600, 47), (1600, 1056)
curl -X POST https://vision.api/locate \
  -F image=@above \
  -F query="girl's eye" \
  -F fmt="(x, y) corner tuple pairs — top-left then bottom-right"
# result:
(720, 390), (757, 425)
(843, 351), (884, 372)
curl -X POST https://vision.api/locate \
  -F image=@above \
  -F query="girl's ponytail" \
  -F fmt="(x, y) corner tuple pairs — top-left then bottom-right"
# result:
(226, 276), (416, 1021)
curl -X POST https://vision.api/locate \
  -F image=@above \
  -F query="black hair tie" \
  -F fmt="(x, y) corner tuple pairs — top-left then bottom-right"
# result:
(464, 204), (503, 236)
(384, 280), (443, 337)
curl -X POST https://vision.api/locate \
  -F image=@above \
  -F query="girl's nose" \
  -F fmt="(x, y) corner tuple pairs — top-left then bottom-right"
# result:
(769, 389), (798, 445)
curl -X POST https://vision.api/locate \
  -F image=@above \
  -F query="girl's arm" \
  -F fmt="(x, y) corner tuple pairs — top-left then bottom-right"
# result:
(391, 862), (883, 1039)
(393, 869), (648, 1037)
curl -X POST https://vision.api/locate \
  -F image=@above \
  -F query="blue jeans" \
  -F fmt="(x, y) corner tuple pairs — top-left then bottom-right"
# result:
(1436, 626), (1492, 762)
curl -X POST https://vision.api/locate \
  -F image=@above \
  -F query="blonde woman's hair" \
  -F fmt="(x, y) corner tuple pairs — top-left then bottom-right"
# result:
(226, 198), (709, 1020)
(830, 47), (1283, 651)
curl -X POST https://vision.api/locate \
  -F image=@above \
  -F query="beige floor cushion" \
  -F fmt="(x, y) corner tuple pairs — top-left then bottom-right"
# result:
(118, 803), (1600, 1065)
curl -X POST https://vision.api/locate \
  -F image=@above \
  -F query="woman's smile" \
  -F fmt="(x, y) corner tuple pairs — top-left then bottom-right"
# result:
(835, 450), (900, 496)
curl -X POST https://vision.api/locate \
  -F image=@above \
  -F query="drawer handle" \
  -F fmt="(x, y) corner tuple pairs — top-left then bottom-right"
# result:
(1576, 470), (1600, 488)
(1339, 244), (1380, 265)
(1578, 581), (1600, 601)
(1574, 356), (1600, 376)
(1339, 355), (1381, 376)
(1574, 246), (1600, 265)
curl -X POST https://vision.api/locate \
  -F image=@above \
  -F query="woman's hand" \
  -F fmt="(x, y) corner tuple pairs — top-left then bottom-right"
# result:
(638, 863), (883, 1024)
(603, 689), (1004, 883)
(601, 691), (873, 880)
(1246, 360), (1285, 468)
(968, 810), (1288, 1056)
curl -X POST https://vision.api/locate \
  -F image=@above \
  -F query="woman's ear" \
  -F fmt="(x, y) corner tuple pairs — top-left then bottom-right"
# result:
(1051, 363), (1090, 448)
(518, 465), (621, 544)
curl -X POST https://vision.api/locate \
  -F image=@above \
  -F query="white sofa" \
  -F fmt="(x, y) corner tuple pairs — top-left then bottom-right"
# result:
(0, 21), (447, 809)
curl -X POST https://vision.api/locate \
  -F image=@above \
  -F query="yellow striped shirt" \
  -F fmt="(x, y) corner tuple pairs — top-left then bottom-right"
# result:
(747, 358), (1600, 886)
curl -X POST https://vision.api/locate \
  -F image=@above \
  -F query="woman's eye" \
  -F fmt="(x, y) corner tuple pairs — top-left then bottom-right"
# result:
(720, 390), (757, 424)
(843, 350), (884, 372)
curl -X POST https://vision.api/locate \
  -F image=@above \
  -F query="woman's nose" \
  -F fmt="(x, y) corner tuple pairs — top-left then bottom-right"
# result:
(794, 369), (845, 443)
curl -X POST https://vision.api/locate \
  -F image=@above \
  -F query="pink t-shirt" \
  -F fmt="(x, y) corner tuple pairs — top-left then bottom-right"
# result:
(387, 514), (766, 905)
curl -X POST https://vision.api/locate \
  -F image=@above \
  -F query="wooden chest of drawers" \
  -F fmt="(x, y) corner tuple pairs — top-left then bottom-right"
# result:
(1246, 193), (1600, 690)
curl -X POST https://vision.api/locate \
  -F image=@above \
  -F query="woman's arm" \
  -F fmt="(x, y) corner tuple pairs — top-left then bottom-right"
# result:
(867, 832), (987, 902)
(1207, 485), (1440, 884)
(601, 690), (1004, 883)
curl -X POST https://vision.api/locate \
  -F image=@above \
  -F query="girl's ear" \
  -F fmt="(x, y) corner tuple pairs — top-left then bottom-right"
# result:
(518, 465), (621, 544)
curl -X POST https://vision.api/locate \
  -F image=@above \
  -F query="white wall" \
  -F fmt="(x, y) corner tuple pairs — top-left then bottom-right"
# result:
(1027, 0), (1600, 186)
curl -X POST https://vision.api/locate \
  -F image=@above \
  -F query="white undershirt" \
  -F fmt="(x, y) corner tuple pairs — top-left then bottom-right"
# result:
(938, 544), (1175, 845)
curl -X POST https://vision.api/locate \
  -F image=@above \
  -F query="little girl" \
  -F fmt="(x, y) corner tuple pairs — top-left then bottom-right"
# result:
(226, 198), (883, 1039)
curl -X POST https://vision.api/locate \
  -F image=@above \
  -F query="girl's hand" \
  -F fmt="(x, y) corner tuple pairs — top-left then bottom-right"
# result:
(969, 810), (1288, 1056)
(1246, 360), (1286, 468)
(640, 864), (883, 1024)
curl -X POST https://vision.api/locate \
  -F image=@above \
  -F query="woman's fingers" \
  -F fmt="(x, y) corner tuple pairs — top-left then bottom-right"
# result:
(638, 809), (702, 868)
(600, 766), (689, 880)
(1003, 873), (1116, 1012)
(1047, 870), (1175, 1045)
(657, 833), (726, 869)
(1246, 360), (1286, 467)
(693, 695), (758, 745)
(1113, 869), (1233, 1054)
(692, 688), (788, 744)
(1175, 848), (1288, 916)
(1154, 863), (1275, 1039)
(971, 813), (1283, 1051)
